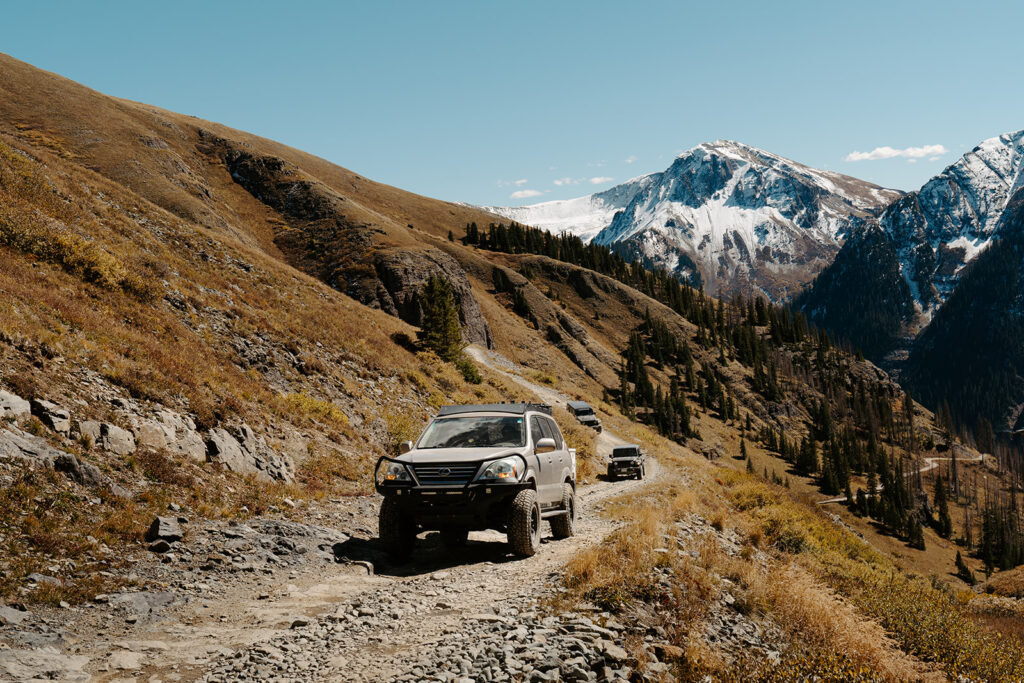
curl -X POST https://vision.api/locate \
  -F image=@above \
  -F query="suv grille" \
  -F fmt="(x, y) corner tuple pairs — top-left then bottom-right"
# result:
(412, 463), (479, 486)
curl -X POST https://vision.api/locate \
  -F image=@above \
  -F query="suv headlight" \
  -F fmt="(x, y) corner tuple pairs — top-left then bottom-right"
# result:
(478, 456), (523, 482)
(382, 462), (412, 482)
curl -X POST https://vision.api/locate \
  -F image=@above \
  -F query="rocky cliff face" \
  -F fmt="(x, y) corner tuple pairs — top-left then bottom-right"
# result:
(359, 248), (492, 348)
(211, 137), (492, 348)
(490, 141), (899, 301)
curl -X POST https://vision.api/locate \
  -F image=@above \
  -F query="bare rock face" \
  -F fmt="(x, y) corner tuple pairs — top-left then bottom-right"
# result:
(206, 424), (295, 483)
(79, 421), (136, 455)
(348, 248), (492, 348)
(0, 390), (30, 421)
(128, 410), (206, 460)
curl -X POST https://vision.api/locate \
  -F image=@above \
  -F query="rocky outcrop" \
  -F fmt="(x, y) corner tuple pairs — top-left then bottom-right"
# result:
(30, 399), (70, 435)
(79, 421), (136, 455)
(0, 427), (127, 496)
(206, 424), (294, 483)
(346, 248), (492, 348)
(128, 410), (207, 461)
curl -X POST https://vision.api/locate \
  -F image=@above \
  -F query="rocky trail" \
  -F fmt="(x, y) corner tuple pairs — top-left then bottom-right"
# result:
(0, 351), (677, 682)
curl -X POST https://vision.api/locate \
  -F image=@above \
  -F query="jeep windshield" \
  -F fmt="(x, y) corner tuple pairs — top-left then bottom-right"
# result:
(417, 416), (526, 449)
(612, 447), (640, 459)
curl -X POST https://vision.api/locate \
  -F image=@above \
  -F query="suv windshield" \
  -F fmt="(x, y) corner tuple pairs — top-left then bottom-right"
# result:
(418, 416), (526, 449)
(612, 446), (640, 458)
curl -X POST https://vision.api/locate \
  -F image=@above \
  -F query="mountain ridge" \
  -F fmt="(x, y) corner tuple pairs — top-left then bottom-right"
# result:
(488, 140), (900, 300)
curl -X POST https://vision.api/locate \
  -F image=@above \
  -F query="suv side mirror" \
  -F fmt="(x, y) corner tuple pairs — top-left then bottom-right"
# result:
(535, 437), (556, 454)
(398, 440), (413, 455)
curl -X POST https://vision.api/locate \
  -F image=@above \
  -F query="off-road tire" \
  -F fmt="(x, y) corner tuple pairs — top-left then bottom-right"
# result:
(550, 483), (576, 539)
(440, 526), (469, 548)
(507, 488), (541, 557)
(379, 497), (416, 562)
(607, 468), (616, 481)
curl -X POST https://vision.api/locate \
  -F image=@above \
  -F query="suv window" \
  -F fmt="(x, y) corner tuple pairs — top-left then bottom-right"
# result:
(543, 417), (563, 449)
(612, 446), (640, 458)
(530, 416), (546, 444)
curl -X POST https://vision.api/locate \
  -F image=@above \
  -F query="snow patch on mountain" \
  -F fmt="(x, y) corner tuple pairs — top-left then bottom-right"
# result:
(484, 174), (659, 242)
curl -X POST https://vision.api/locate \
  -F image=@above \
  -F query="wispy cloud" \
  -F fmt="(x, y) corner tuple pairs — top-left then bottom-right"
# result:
(589, 176), (614, 185)
(553, 177), (580, 187)
(510, 189), (543, 199)
(845, 144), (948, 162)
(513, 179), (528, 186)
(625, 155), (638, 164)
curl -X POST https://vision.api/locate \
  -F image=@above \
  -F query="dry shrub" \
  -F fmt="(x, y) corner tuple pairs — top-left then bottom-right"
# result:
(565, 503), (668, 609)
(281, 391), (349, 430)
(983, 565), (1024, 598)
(384, 409), (421, 455)
(417, 350), (464, 392)
(749, 564), (930, 681)
(298, 446), (368, 496)
(134, 449), (195, 488)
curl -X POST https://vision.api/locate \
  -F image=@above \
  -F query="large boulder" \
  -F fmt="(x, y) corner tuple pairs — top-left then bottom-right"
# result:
(145, 516), (183, 543)
(0, 428), (126, 496)
(30, 399), (70, 435)
(0, 391), (30, 421)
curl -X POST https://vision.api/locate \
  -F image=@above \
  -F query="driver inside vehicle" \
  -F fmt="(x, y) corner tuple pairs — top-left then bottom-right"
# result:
(418, 416), (526, 449)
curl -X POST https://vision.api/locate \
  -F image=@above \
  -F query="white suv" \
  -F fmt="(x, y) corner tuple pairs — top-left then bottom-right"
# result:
(374, 403), (576, 561)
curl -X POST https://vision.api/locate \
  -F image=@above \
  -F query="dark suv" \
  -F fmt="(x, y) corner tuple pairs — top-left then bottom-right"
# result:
(607, 444), (646, 480)
(374, 403), (577, 561)
(567, 401), (602, 433)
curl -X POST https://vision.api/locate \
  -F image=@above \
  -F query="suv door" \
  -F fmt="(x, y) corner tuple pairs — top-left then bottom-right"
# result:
(530, 416), (557, 503)
(543, 416), (572, 489)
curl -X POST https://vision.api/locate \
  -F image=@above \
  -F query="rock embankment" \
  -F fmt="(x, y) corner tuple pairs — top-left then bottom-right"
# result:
(0, 386), (296, 485)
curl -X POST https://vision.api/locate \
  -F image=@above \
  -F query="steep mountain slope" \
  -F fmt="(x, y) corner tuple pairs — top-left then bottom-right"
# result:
(902, 190), (1024, 429)
(799, 131), (1024, 426)
(879, 130), (1024, 314)
(491, 141), (899, 300)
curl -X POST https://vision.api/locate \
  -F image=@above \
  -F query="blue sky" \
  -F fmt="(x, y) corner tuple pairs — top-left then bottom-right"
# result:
(3, 1), (1022, 206)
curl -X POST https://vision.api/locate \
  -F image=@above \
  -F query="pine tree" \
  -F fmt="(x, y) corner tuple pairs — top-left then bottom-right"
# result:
(955, 551), (977, 585)
(418, 276), (464, 362)
(739, 438), (748, 460)
(934, 477), (953, 539)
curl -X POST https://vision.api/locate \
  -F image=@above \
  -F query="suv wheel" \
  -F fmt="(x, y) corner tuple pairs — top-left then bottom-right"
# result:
(440, 526), (469, 548)
(550, 483), (576, 539)
(379, 497), (416, 562)
(507, 488), (541, 557)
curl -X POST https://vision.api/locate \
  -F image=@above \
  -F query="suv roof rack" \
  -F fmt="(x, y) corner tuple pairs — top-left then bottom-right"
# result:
(437, 402), (552, 417)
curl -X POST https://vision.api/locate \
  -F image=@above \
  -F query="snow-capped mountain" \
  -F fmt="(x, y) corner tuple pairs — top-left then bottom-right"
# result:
(489, 140), (900, 300)
(797, 129), (1024, 368)
(877, 129), (1024, 314)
